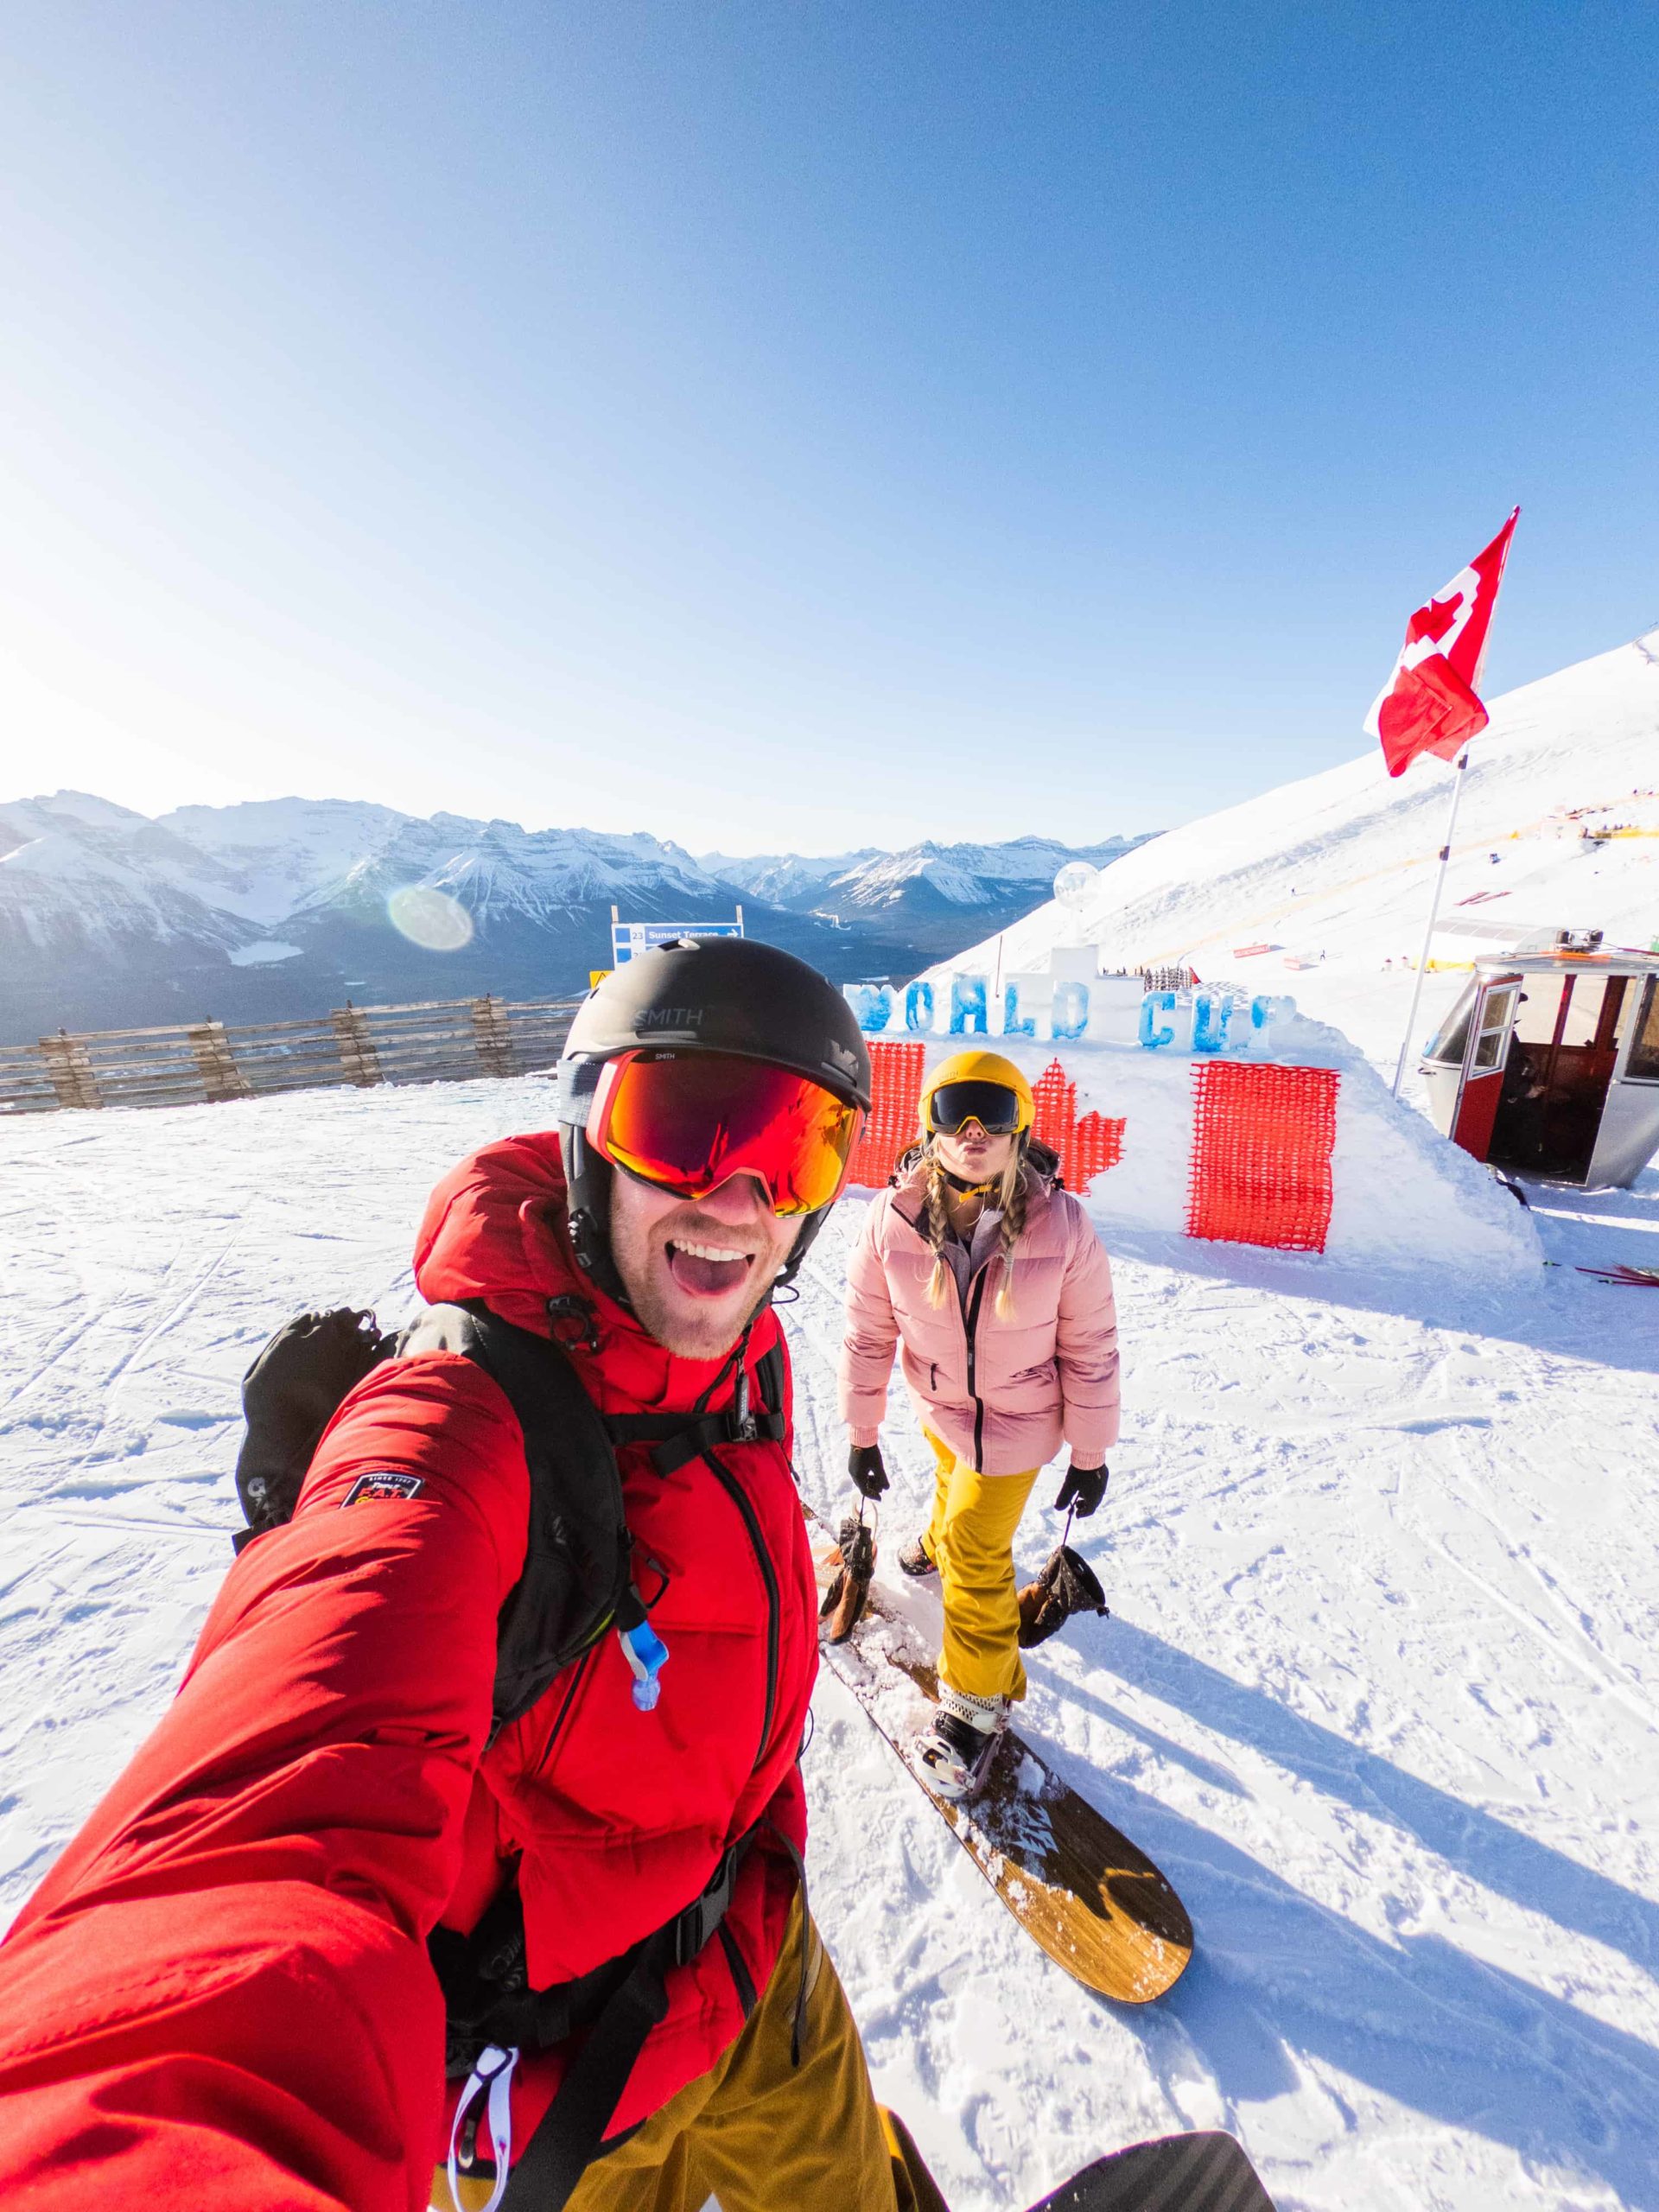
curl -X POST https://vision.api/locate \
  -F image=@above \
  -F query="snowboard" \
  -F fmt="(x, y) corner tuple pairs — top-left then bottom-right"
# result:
(1027, 2130), (1275, 2211)
(809, 1512), (1192, 2004)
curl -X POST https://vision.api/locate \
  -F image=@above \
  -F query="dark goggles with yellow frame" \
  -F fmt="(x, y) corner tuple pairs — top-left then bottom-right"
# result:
(924, 1080), (1026, 1137)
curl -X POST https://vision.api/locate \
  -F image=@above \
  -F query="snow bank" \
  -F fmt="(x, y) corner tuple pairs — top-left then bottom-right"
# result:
(851, 1010), (1540, 1277)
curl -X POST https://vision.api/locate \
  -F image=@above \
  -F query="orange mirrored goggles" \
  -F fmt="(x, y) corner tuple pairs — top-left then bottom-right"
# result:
(588, 1050), (864, 1217)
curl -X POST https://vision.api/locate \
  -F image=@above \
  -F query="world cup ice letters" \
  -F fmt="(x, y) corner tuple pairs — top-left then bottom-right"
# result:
(842, 974), (1288, 1057)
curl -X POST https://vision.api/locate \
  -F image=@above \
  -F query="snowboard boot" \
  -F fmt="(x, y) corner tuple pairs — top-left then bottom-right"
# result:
(1017, 1544), (1109, 1649)
(819, 1512), (877, 1643)
(915, 1684), (1007, 1801)
(897, 1535), (937, 1579)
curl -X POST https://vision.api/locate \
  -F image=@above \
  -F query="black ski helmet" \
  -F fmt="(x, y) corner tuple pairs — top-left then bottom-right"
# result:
(555, 936), (873, 1300)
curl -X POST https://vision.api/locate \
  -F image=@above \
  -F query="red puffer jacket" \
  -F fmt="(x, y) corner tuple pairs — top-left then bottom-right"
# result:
(0, 1133), (817, 2211)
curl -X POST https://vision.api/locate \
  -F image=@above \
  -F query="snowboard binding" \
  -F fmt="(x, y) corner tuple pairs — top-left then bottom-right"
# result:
(915, 1684), (1007, 1802)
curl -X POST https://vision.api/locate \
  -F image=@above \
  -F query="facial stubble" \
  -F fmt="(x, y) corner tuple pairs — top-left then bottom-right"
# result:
(610, 1185), (798, 1360)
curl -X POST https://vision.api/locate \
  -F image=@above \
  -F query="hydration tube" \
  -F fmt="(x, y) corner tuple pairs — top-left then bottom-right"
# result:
(615, 1585), (670, 1713)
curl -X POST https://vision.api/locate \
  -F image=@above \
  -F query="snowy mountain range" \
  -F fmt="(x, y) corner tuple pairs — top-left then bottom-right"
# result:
(702, 835), (1145, 950)
(0, 796), (1137, 1043)
(939, 626), (1659, 1084)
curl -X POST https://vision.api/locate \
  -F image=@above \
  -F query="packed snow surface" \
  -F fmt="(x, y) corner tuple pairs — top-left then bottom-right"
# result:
(3, 1079), (1657, 2212)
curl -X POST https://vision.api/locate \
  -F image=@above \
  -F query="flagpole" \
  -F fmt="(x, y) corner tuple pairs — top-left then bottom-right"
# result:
(1390, 750), (1470, 1097)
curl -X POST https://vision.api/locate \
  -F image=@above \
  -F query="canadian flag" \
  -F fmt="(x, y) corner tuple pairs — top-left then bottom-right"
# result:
(1365, 509), (1518, 777)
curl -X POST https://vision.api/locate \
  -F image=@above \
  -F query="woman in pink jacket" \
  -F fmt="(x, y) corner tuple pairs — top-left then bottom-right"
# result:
(838, 1049), (1120, 1797)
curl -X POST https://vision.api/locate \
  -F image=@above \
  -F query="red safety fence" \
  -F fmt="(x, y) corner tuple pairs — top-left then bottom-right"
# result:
(1186, 1061), (1339, 1252)
(847, 1040), (925, 1189)
(1031, 1059), (1125, 1192)
(848, 1043), (1125, 1195)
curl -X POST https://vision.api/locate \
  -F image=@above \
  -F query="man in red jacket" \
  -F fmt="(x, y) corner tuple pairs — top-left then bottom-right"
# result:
(0, 941), (944, 2212)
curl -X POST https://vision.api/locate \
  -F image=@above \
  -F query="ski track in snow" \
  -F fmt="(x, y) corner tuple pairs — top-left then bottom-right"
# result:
(3, 1077), (1657, 2212)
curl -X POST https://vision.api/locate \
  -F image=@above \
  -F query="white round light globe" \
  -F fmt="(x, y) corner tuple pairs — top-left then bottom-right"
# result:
(1052, 861), (1100, 912)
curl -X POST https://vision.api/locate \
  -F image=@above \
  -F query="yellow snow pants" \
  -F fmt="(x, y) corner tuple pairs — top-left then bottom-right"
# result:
(435, 1898), (947, 2212)
(921, 1429), (1039, 1705)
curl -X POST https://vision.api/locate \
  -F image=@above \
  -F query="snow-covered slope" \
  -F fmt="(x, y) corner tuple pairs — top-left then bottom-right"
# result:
(157, 799), (723, 927)
(940, 631), (1659, 1081)
(154, 798), (416, 923)
(3, 1080), (1656, 2209)
(0, 799), (263, 961)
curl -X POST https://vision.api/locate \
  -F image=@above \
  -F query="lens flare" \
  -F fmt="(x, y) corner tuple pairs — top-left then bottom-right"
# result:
(1052, 861), (1100, 912)
(387, 885), (474, 951)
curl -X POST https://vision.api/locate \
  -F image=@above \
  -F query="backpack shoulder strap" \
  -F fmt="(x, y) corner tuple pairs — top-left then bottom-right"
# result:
(400, 1300), (632, 1737)
(601, 1327), (791, 1478)
(755, 1336), (786, 1428)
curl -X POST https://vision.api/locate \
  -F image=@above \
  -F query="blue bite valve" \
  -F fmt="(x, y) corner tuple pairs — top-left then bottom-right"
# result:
(618, 1618), (670, 1713)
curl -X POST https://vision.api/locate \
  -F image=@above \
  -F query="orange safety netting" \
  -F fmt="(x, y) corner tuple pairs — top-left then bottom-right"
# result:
(847, 1045), (1126, 1195)
(1186, 1060), (1339, 1252)
(1031, 1058), (1125, 1192)
(846, 1040), (925, 1189)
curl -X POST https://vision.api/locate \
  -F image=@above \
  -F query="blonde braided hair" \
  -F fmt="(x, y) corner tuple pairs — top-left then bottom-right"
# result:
(922, 1140), (1027, 1318)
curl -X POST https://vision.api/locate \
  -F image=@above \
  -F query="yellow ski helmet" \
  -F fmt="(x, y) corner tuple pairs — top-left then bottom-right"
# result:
(918, 1049), (1035, 1139)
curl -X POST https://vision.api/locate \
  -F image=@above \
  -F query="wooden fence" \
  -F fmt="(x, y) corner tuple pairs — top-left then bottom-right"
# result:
(0, 995), (582, 1116)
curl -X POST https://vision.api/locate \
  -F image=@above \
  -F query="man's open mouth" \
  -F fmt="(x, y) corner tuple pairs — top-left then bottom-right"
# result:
(665, 1237), (756, 1299)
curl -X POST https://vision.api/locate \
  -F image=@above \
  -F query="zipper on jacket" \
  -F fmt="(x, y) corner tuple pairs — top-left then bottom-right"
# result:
(961, 1272), (989, 1472)
(703, 1446), (780, 1775)
(529, 1643), (599, 1780)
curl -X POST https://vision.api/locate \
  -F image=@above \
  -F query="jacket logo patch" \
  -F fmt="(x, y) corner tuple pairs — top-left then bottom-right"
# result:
(342, 1471), (426, 1507)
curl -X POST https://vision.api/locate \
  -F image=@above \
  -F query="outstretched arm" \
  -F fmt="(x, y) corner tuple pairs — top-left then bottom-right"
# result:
(0, 1354), (529, 2212)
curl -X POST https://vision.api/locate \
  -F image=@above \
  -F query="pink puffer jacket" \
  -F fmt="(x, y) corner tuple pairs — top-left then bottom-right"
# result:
(839, 1155), (1120, 1477)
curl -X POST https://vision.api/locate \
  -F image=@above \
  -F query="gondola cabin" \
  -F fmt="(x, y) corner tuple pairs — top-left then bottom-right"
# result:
(1421, 939), (1659, 1188)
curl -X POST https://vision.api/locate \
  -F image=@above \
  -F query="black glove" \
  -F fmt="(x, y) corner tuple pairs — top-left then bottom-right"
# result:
(849, 1443), (889, 1500)
(1055, 1462), (1108, 1517)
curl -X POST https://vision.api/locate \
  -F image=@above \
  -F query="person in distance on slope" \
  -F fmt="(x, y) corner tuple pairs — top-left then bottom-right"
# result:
(837, 1050), (1119, 1799)
(0, 940), (945, 2212)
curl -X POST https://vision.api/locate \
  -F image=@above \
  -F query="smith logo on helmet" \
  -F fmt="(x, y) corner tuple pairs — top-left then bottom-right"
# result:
(341, 1471), (426, 1507)
(638, 1007), (702, 1031)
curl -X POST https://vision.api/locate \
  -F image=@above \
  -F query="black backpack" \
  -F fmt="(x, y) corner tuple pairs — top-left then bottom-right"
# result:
(235, 1299), (643, 1739)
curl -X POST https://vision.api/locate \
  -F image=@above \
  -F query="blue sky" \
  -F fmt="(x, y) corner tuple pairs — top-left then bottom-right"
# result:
(3, 3), (1656, 854)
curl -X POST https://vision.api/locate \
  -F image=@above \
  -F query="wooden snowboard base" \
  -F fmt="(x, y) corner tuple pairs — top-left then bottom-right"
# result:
(810, 1516), (1192, 2005)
